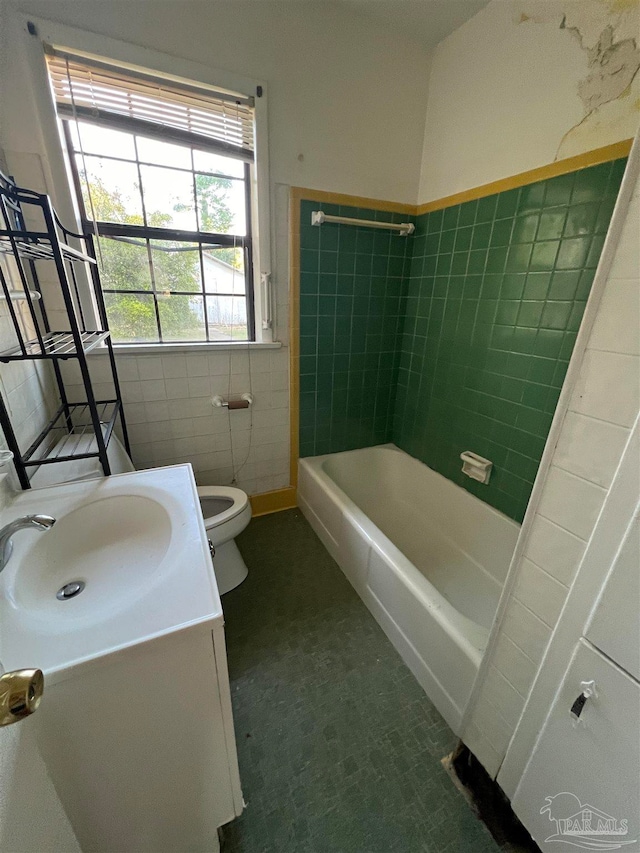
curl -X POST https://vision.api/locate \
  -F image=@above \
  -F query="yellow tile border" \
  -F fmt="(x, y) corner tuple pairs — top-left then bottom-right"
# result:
(289, 186), (414, 215)
(415, 140), (633, 214)
(250, 486), (297, 517)
(289, 190), (301, 491)
(286, 139), (632, 507)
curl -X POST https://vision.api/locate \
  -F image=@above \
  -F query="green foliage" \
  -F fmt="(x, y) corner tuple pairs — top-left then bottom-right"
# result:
(84, 172), (242, 341)
(177, 173), (241, 268)
(193, 174), (233, 232)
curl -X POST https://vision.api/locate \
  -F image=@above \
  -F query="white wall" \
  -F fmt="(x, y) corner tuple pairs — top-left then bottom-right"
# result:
(0, 723), (80, 853)
(2, 0), (431, 205)
(463, 140), (640, 779)
(418, 0), (640, 202)
(0, 0), (432, 493)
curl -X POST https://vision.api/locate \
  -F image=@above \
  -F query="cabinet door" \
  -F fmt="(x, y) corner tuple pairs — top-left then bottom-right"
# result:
(512, 639), (639, 851)
(586, 514), (640, 682)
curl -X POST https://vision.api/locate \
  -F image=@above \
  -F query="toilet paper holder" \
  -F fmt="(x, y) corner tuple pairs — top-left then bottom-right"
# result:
(460, 451), (492, 484)
(211, 393), (254, 410)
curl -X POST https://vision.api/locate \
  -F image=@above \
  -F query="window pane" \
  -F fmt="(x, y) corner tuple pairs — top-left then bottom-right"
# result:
(104, 292), (158, 342)
(149, 240), (201, 293)
(70, 121), (137, 160)
(192, 150), (244, 178)
(206, 295), (248, 341)
(136, 135), (192, 169)
(202, 246), (245, 294)
(195, 175), (246, 235)
(139, 164), (197, 230)
(79, 155), (144, 223)
(158, 293), (206, 341)
(97, 236), (152, 291)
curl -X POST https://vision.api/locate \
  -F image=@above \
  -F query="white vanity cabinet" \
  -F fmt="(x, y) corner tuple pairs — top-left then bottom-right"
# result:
(510, 508), (640, 850)
(35, 620), (243, 853)
(0, 465), (244, 853)
(586, 516), (639, 682)
(512, 638), (640, 849)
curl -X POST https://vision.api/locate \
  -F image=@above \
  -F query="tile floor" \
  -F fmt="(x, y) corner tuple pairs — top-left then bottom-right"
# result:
(221, 509), (500, 852)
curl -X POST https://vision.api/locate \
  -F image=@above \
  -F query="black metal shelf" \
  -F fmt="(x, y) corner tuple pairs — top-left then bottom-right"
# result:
(0, 232), (97, 265)
(22, 400), (120, 467)
(0, 170), (130, 489)
(0, 330), (110, 361)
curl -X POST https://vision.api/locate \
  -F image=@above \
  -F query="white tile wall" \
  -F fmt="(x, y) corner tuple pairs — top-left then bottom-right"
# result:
(61, 346), (291, 496)
(0, 324), (58, 458)
(512, 557), (569, 627)
(523, 515), (585, 587)
(569, 349), (639, 427)
(535, 467), (607, 541)
(500, 599), (551, 667)
(464, 165), (640, 779)
(554, 411), (630, 489)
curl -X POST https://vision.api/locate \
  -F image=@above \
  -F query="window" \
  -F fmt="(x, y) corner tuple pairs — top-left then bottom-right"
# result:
(47, 50), (258, 344)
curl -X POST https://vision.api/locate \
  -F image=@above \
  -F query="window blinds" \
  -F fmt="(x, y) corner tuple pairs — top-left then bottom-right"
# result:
(46, 49), (255, 161)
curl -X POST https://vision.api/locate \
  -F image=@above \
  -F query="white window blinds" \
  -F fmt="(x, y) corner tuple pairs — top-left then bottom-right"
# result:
(45, 49), (255, 161)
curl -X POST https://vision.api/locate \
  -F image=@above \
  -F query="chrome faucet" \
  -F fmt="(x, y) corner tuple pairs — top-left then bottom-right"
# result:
(0, 515), (56, 573)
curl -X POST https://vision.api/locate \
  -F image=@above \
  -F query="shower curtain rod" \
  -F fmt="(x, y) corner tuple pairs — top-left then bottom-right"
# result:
(311, 210), (415, 236)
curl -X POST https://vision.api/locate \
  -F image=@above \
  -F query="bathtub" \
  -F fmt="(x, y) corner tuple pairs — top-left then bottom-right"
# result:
(298, 444), (520, 733)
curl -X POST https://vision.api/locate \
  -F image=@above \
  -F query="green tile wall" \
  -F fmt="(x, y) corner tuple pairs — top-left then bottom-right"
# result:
(299, 200), (414, 456)
(393, 158), (626, 522)
(298, 158), (626, 523)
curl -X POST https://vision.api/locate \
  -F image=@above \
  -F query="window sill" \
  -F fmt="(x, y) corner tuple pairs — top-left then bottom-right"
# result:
(89, 341), (283, 356)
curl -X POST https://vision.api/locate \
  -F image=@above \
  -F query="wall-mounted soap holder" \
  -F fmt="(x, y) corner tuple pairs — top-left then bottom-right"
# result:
(460, 451), (492, 484)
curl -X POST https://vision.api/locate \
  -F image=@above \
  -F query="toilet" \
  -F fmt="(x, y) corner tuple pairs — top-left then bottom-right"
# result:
(30, 431), (252, 595)
(198, 486), (251, 594)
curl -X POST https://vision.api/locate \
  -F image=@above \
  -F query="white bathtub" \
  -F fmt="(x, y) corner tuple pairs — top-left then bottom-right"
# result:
(298, 444), (520, 733)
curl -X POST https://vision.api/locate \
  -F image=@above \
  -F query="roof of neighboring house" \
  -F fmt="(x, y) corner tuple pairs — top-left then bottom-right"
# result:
(202, 253), (237, 272)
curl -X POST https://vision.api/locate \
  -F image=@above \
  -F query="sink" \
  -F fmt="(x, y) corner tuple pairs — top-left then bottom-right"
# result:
(0, 465), (222, 680)
(9, 495), (172, 622)
(0, 465), (242, 852)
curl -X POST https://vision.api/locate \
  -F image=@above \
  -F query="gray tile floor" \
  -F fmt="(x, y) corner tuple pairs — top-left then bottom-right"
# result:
(222, 509), (499, 853)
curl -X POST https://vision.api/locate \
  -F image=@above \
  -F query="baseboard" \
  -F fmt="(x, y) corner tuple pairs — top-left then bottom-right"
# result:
(249, 486), (297, 517)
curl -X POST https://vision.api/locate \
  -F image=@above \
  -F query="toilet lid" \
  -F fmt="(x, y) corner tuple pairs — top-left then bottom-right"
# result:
(196, 486), (249, 527)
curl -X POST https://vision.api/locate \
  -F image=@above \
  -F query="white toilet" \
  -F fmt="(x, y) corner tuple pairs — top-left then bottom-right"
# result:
(30, 432), (252, 595)
(198, 486), (252, 594)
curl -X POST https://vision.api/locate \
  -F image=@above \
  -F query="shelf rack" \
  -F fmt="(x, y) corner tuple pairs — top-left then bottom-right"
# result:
(0, 170), (130, 489)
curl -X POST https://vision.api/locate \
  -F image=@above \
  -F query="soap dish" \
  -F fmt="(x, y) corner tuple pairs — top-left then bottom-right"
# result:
(460, 451), (492, 484)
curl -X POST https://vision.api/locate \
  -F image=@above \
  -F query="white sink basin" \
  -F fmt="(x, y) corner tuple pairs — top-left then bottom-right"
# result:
(11, 495), (172, 621)
(0, 465), (221, 681)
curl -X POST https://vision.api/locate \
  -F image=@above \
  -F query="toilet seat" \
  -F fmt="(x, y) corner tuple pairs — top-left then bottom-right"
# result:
(197, 485), (250, 528)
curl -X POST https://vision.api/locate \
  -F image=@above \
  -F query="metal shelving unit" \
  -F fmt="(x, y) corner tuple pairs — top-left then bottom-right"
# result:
(0, 170), (130, 489)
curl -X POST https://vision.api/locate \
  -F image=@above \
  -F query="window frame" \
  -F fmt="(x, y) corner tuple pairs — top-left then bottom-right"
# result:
(17, 16), (273, 347)
(62, 113), (256, 344)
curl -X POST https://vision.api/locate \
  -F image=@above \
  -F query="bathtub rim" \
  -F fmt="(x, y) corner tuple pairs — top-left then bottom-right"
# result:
(321, 442), (520, 589)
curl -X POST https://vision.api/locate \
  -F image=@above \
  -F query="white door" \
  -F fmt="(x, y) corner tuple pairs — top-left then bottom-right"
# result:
(512, 638), (640, 852)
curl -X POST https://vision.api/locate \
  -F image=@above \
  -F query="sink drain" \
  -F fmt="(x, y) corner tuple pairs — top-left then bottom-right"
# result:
(56, 581), (85, 600)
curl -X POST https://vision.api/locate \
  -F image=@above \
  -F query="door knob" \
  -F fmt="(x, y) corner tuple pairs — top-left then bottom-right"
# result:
(0, 669), (44, 726)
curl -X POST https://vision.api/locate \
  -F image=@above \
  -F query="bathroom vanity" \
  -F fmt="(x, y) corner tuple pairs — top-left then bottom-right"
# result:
(0, 465), (242, 852)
